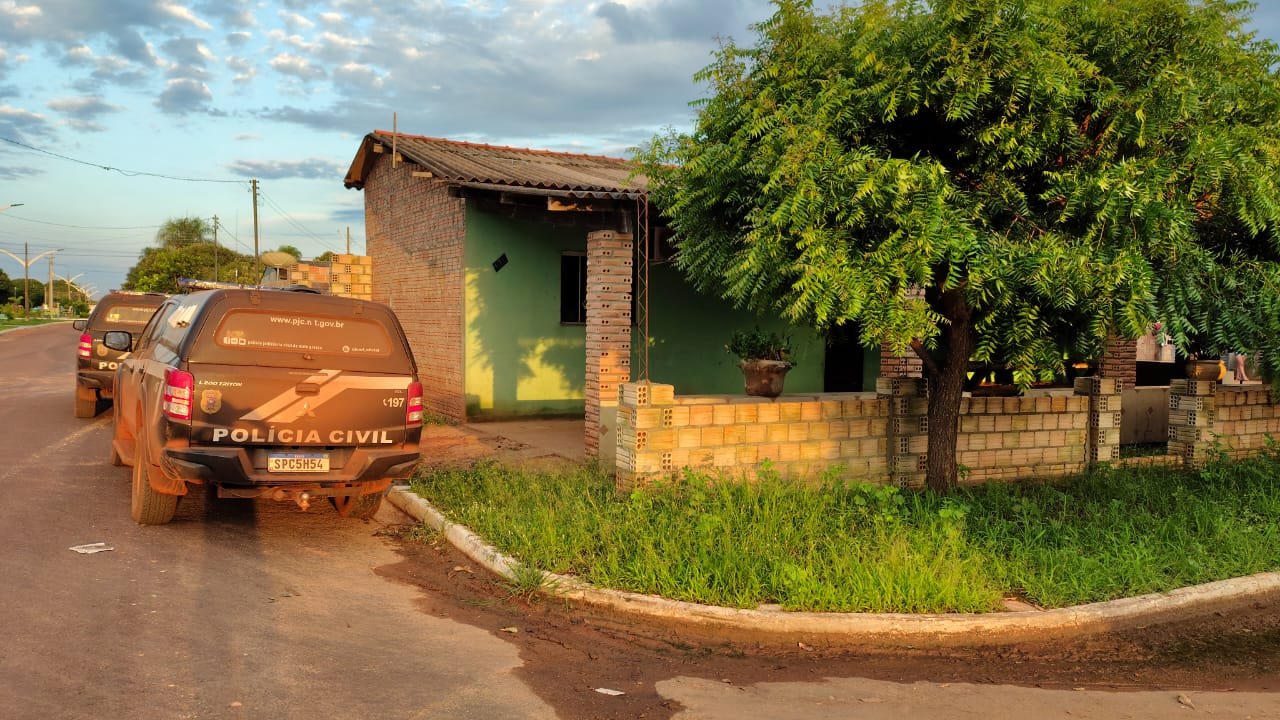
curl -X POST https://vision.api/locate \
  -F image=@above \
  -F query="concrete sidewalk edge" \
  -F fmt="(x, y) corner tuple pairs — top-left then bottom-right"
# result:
(387, 487), (1280, 644)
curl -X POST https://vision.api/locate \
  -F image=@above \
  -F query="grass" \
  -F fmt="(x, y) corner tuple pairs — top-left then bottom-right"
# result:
(410, 452), (1280, 614)
(0, 316), (68, 330)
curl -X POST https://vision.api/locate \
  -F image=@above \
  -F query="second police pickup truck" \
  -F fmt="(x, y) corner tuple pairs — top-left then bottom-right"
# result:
(107, 286), (423, 524)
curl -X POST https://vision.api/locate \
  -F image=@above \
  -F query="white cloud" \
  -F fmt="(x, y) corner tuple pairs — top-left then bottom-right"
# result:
(225, 157), (345, 180)
(318, 12), (345, 26)
(155, 78), (212, 114)
(270, 53), (325, 80)
(279, 10), (315, 31)
(226, 55), (255, 84)
(159, 2), (212, 31)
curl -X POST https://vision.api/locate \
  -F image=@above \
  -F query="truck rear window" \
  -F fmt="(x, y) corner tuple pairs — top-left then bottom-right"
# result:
(102, 305), (157, 325)
(213, 310), (393, 358)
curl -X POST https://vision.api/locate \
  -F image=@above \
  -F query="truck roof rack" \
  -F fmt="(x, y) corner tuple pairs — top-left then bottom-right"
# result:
(177, 278), (321, 294)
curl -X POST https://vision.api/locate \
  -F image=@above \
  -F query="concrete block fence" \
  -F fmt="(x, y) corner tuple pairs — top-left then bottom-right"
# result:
(615, 377), (1124, 491)
(1168, 381), (1280, 466)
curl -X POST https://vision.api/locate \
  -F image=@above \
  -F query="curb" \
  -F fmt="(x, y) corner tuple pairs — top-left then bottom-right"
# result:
(387, 487), (1280, 645)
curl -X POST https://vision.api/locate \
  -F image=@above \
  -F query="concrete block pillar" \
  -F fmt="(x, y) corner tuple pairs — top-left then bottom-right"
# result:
(878, 376), (928, 487)
(584, 230), (633, 458)
(1167, 378), (1216, 467)
(1074, 376), (1124, 465)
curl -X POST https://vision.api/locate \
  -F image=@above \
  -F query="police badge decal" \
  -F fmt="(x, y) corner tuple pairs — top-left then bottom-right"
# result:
(200, 390), (222, 414)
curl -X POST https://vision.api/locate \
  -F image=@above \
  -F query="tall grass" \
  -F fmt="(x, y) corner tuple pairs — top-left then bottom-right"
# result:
(410, 452), (1280, 613)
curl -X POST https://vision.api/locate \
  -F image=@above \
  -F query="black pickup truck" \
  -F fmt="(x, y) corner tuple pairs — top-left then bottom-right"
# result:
(107, 287), (423, 524)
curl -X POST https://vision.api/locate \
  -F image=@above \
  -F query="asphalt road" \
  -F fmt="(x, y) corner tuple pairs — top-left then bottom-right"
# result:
(0, 323), (556, 720)
(3, 322), (1277, 720)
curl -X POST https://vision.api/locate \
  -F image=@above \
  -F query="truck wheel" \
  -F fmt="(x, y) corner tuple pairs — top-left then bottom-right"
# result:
(330, 489), (386, 520)
(131, 443), (178, 525)
(74, 384), (97, 418)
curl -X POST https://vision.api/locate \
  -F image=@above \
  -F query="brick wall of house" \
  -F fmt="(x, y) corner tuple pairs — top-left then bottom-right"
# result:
(363, 153), (467, 422)
(615, 378), (1118, 491)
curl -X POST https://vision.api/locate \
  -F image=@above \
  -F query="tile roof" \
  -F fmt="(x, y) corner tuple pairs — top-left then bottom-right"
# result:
(344, 131), (648, 199)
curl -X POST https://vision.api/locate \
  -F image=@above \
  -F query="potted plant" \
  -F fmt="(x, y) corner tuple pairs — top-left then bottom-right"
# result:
(727, 328), (794, 398)
(1184, 335), (1224, 381)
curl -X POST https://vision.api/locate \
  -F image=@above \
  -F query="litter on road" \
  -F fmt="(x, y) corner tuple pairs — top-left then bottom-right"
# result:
(594, 688), (625, 696)
(69, 543), (114, 554)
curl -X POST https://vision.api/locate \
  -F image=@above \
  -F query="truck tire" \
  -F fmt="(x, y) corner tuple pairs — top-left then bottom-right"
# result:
(74, 384), (97, 418)
(330, 489), (386, 520)
(131, 442), (178, 525)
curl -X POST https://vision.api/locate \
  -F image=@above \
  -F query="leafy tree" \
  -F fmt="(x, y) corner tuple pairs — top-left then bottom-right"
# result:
(10, 279), (43, 308)
(314, 250), (335, 263)
(0, 268), (9, 305)
(155, 217), (211, 248)
(124, 242), (255, 294)
(275, 244), (303, 260)
(638, 0), (1280, 492)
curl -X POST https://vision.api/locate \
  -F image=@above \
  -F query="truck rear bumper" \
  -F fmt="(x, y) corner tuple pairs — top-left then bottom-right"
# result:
(163, 444), (420, 487)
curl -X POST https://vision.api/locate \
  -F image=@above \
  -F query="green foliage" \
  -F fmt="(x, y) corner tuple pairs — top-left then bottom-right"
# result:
(9, 279), (43, 307)
(726, 327), (794, 362)
(275, 245), (303, 260)
(412, 454), (1280, 612)
(155, 217), (211, 248)
(0, 268), (9, 305)
(124, 216), (256, 293)
(314, 250), (335, 263)
(636, 0), (1280, 489)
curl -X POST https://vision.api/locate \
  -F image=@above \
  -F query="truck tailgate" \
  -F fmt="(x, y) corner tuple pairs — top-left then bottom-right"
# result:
(187, 364), (413, 448)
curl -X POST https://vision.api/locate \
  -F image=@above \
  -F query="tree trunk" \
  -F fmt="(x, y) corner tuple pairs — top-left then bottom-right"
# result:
(920, 290), (976, 494)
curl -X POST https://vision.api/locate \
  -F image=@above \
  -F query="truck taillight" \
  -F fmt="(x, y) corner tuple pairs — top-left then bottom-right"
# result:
(163, 367), (194, 422)
(78, 334), (93, 359)
(406, 381), (423, 428)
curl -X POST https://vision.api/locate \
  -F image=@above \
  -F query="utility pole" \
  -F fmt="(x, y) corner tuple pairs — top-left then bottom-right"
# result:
(251, 179), (261, 283)
(212, 214), (219, 282)
(24, 242), (29, 315)
(47, 255), (55, 315)
(346, 226), (351, 255)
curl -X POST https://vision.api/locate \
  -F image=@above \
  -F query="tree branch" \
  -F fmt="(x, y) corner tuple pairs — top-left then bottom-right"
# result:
(910, 338), (942, 377)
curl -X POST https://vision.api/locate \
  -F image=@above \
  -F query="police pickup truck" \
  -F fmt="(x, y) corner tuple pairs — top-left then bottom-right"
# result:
(73, 291), (167, 417)
(106, 287), (423, 524)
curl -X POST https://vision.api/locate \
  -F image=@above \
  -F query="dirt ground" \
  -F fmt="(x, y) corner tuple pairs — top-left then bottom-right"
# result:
(389, 424), (1280, 720)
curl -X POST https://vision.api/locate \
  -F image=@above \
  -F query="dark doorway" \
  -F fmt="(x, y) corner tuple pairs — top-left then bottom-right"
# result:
(824, 323), (866, 392)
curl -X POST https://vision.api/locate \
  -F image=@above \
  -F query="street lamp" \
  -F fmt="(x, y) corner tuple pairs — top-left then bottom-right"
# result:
(0, 203), (23, 214)
(55, 272), (86, 312)
(0, 245), (58, 317)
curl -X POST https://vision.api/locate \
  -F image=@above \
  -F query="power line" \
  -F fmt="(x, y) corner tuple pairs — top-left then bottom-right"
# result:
(1, 136), (251, 185)
(257, 189), (343, 252)
(0, 214), (162, 231)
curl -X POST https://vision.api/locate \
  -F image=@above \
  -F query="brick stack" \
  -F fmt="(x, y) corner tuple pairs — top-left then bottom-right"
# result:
(1075, 376), (1124, 465)
(879, 346), (923, 378)
(364, 154), (467, 422)
(1100, 335), (1138, 388)
(584, 231), (633, 458)
(959, 392), (1091, 481)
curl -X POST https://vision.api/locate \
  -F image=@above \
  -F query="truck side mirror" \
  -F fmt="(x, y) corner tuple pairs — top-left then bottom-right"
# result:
(103, 331), (132, 352)
(73, 319), (87, 331)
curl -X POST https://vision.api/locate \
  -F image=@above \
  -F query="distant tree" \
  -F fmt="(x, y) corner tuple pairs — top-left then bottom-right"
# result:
(124, 243), (255, 293)
(155, 217), (211, 248)
(275, 245), (303, 260)
(0, 268), (10, 305)
(314, 251), (335, 263)
(10, 279), (43, 308)
(638, 0), (1280, 493)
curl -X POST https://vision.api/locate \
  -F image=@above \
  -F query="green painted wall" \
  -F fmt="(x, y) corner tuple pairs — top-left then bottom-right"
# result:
(463, 209), (588, 418)
(463, 207), (877, 418)
(639, 263), (826, 394)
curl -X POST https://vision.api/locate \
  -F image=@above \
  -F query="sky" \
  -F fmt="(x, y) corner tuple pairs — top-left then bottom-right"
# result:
(0, 0), (1278, 300)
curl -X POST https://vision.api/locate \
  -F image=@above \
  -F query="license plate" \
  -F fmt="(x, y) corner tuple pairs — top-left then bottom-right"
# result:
(268, 453), (329, 473)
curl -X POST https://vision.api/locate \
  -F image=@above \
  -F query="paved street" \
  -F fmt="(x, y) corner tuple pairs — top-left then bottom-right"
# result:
(0, 323), (555, 720)
(2, 322), (1277, 720)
